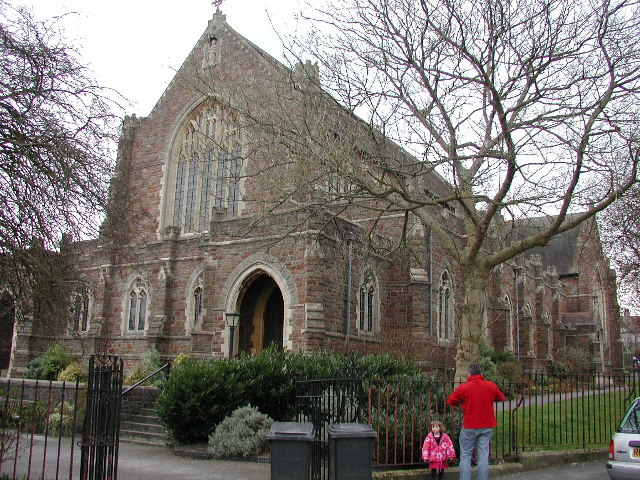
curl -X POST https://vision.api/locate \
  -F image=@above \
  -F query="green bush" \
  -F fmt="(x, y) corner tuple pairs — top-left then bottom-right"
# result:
(478, 341), (521, 396)
(174, 353), (189, 366)
(50, 394), (86, 434)
(57, 362), (86, 383)
(208, 405), (273, 458)
(123, 363), (147, 385)
(158, 348), (420, 444)
(556, 347), (596, 374)
(157, 358), (235, 443)
(17, 401), (47, 433)
(26, 357), (43, 380)
(228, 348), (294, 421)
(48, 412), (74, 436)
(27, 344), (74, 381)
(356, 353), (416, 378)
(124, 348), (165, 386)
(547, 360), (571, 376)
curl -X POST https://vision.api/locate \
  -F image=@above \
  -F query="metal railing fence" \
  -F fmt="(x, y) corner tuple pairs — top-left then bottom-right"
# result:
(79, 355), (123, 480)
(0, 378), (85, 480)
(295, 372), (638, 479)
(1, 355), (125, 480)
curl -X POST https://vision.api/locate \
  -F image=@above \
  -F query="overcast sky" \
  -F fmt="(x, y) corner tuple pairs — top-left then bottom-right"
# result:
(22, 0), (307, 117)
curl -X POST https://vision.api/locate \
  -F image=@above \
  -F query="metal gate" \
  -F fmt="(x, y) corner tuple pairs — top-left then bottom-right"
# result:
(80, 355), (123, 480)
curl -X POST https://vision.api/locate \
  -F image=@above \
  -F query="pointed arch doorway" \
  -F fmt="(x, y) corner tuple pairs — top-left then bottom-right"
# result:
(237, 274), (284, 355)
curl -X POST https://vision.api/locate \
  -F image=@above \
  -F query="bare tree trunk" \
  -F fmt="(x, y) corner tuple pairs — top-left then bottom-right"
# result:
(455, 263), (490, 381)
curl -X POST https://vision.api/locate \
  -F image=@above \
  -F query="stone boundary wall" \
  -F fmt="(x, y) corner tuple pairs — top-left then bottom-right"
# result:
(0, 378), (159, 417)
(121, 385), (159, 415)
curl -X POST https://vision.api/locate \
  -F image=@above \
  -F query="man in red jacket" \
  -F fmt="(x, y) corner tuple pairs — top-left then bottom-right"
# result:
(447, 364), (505, 480)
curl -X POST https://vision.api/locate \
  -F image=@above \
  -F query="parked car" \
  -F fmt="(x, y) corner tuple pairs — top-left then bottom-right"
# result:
(607, 396), (640, 479)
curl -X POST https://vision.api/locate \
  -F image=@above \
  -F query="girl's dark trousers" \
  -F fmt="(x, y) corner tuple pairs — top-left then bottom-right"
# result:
(430, 468), (444, 480)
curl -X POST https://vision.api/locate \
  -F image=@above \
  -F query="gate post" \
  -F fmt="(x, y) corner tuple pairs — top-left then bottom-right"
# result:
(80, 355), (124, 480)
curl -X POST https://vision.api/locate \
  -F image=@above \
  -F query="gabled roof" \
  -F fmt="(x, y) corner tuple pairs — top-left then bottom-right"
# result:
(508, 213), (590, 276)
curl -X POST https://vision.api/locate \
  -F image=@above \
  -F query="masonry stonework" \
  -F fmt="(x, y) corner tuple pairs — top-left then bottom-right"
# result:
(6, 11), (623, 377)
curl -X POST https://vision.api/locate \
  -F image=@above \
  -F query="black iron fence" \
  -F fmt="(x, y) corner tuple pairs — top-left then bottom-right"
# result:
(295, 372), (638, 479)
(80, 355), (123, 480)
(0, 355), (124, 480)
(0, 378), (85, 480)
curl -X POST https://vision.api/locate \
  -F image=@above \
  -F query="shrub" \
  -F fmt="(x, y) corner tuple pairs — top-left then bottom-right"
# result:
(356, 353), (416, 378)
(142, 347), (163, 373)
(26, 357), (43, 380)
(48, 412), (74, 436)
(57, 362), (86, 383)
(123, 363), (147, 385)
(124, 348), (165, 386)
(208, 405), (273, 458)
(157, 358), (234, 443)
(174, 353), (189, 366)
(38, 344), (74, 381)
(547, 360), (571, 376)
(17, 401), (47, 433)
(557, 347), (596, 374)
(229, 348), (295, 421)
(158, 349), (422, 444)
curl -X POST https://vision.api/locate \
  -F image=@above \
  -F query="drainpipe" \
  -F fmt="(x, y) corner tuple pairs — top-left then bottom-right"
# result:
(428, 231), (433, 335)
(514, 266), (520, 361)
(345, 238), (353, 338)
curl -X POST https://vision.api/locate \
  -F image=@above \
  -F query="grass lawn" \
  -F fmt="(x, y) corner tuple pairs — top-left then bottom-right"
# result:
(491, 385), (636, 457)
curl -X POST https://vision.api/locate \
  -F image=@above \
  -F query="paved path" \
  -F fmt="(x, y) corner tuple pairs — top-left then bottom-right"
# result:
(2, 435), (270, 480)
(496, 459), (608, 479)
(2, 434), (610, 480)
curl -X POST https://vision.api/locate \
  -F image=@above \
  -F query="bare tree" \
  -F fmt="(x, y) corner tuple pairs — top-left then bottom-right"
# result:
(222, 0), (640, 378)
(601, 183), (640, 314)
(0, 1), (120, 329)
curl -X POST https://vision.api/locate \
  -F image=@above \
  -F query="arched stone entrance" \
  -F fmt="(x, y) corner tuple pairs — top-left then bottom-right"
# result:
(0, 293), (15, 370)
(237, 274), (284, 354)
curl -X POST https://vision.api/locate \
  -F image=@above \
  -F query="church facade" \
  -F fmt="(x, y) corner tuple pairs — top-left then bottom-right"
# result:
(6, 11), (623, 377)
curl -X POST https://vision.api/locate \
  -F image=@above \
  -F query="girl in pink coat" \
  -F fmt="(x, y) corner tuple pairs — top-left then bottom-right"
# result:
(422, 420), (456, 480)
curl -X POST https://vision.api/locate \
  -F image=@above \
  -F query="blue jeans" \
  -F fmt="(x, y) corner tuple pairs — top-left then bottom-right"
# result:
(459, 427), (493, 480)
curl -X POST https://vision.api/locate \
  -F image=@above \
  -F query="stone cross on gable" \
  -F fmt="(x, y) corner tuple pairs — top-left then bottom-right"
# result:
(212, 0), (225, 9)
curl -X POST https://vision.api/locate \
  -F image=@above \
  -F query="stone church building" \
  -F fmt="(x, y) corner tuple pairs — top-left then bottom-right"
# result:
(5, 10), (623, 376)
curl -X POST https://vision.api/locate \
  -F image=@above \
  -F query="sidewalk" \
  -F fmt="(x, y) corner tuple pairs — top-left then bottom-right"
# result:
(3, 436), (270, 480)
(3, 435), (606, 480)
(118, 442), (270, 480)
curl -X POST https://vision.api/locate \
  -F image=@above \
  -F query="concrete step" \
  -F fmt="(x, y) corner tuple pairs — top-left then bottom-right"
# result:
(122, 413), (160, 424)
(121, 420), (165, 435)
(138, 407), (158, 417)
(119, 431), (168, 446)
(120, 406), (167, 445)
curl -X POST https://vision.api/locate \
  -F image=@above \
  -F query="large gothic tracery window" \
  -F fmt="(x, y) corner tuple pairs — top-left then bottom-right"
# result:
(169, 101), (244, 234)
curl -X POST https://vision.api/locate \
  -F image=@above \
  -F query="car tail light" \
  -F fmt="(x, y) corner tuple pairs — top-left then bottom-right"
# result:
(609, 439), (615, 460)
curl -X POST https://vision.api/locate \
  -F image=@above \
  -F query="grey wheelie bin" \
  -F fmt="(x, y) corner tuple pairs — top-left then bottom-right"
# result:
(268, 422), (315, 480)
(328, 423), (377, 480)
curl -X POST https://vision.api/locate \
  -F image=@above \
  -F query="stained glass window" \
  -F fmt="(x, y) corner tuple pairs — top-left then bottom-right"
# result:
(171, 102), (244, 233)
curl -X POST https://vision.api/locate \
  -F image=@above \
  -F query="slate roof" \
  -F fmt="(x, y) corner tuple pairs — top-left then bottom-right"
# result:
(508, 213), (589, 276)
